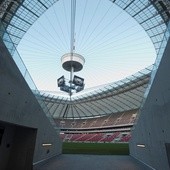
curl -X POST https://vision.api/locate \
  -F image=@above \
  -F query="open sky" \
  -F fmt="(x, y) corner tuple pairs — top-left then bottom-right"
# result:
(17, 0), (156, 94)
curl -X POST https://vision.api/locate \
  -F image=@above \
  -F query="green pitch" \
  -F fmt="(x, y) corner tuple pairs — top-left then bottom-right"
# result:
(62, 142), (129, 155)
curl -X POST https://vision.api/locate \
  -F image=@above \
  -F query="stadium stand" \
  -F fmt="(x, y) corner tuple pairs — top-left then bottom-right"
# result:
(57, 109), (137, 143)
(55, 109), (137, 129)
(60, 132), (131, 143)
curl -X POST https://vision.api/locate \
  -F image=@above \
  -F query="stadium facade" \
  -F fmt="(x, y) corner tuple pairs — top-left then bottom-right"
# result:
(0, 0), (170, 169)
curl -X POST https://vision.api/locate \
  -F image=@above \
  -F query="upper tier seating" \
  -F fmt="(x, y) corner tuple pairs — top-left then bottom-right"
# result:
(55, 109), (138, 129)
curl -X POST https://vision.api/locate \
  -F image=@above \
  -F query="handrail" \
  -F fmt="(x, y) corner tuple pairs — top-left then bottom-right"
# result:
(132, 21), (170, 130)
(0, 20), (60, 132)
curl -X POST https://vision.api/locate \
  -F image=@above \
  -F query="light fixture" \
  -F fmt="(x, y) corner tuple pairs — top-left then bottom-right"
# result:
(57, 0), (85, 96)
(57, 53), (85, 95)
(57, 76), (65, 87)
(42, 143), (52, 147)
(137, 144), (145, 148)
(76, 84), (84, 93)
(73, 75), (84, 86)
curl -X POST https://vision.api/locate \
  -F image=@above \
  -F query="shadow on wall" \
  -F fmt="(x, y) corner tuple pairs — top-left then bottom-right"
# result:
(0, 121), (37, 170)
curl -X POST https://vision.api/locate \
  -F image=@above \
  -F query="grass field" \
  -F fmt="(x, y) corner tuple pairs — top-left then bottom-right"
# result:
(62, 142), (129, 155)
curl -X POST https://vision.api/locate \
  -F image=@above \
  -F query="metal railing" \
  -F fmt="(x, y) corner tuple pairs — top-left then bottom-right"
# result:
(132, 21), (170, 130)
(0, 20), (60, 133)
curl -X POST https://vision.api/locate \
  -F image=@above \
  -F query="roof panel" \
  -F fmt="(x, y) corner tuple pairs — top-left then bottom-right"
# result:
(1, 0), (170, 119)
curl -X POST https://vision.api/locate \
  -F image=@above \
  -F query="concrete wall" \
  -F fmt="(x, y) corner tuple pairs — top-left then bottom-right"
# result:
(129, 38), (170, 170)
(0, 121), (37, 170)
(0, 123), (16, 170)
(0, 38), (62, 169)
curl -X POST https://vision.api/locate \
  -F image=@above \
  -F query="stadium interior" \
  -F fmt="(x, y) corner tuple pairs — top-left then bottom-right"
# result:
(0, 0), (170, 170)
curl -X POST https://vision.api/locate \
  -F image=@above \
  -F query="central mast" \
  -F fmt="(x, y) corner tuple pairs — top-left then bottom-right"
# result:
(57, 0), (85, 96)
(69, 0), (76, 97)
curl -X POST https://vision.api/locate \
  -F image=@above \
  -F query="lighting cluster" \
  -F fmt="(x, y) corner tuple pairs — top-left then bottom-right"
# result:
(57, 0), (85, 96)
(57, 75), (84, 94)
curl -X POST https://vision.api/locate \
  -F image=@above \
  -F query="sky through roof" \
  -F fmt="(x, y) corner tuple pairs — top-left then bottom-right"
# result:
(16, 0), (156, 95)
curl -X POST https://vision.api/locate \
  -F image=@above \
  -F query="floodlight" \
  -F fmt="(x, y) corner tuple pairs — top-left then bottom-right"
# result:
(73, 75), (84, 86)
(60, 85), (70, 93)
(57, 76), (65, 87)
(76, 84), (84, 92)
(58, 53), (85, 95)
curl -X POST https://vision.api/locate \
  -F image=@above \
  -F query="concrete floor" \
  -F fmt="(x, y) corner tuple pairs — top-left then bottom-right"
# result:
(34, 154), (152, 170)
